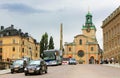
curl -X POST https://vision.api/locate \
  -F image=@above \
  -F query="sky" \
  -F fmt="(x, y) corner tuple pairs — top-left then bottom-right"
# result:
(0, 0), (120, 49)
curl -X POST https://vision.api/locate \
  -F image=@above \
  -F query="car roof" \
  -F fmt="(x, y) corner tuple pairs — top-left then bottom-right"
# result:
(31, 59), (43, 61)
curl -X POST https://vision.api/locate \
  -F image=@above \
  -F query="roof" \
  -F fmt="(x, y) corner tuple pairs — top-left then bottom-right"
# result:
(102, 6), (120, 28)
(74, 34), (87, 38)
(0, 25), (39, 44)
(86, 42), (98, 45)
(64, 42), (75, 46)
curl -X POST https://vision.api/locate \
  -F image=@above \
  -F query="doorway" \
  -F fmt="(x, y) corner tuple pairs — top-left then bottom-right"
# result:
(89, 56), (94, 64)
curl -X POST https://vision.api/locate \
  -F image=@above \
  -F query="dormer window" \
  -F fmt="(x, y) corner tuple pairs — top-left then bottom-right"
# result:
(6, 32), (9, 36)
(13, 39), (15, 44)
(0, 34), (3, 37)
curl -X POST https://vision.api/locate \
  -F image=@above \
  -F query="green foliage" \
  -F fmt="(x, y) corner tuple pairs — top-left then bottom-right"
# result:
(44, 32), (48, 50)
(40, 32), (48, 58)
(40, 32), (55, 58)
(48, 36), (54, 50)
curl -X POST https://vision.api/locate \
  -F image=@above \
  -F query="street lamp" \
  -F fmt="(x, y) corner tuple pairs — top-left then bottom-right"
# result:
(99, 49), (103, 64)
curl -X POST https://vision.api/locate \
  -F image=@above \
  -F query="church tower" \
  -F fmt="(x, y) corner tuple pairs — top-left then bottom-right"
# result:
(82, 11), (96, 40)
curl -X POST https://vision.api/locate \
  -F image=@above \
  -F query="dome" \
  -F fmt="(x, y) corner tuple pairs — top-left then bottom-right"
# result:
(86, 11), (92, 17)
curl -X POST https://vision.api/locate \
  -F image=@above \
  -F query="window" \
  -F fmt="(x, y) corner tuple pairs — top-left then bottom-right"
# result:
(13, 47), (15, 51)
(0, 48), (2, 53)
(22, 48), (24, 53)
(22, 41), (24, 45)
(35, 53), (38, 57)
(13, 39), (15, 44)
(0, 56), (2, 60)
(78, 50), (84, 57)
(79, 39), (82, 45)
(36, 47), (38, 50)
(0, 34), (3, 37)
(6, 32), (10, 36)
(91, 47), (94, 51)
(0, 41), (2, 45)
(69, 47), (71, 51)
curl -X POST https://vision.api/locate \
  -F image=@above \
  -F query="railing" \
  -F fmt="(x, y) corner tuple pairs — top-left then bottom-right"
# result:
(0, 60), (12, 70)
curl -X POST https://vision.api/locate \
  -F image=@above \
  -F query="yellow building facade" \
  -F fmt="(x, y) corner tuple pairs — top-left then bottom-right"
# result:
(64, 12), (100, 64)
(0, 25), (40, 61)
(102, 6), (120, 62)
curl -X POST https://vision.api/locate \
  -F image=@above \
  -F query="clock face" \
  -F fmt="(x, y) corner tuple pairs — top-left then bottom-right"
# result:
(87, 28), (90, 32)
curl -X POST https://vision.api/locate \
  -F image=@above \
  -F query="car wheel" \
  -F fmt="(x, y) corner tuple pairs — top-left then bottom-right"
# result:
(39, 69), (43, 75)
(45, 69), (47, 74)
(11, 71), (14, 74)
(11, 70), (14, 74)
(25, 73), (28, 76)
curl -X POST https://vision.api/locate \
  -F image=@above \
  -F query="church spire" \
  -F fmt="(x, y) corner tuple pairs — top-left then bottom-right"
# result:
(85, 11), (92, 25)
(82, 11), (96, 32)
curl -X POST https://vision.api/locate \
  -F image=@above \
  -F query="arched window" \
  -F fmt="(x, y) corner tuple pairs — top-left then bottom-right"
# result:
(79, 39), (82, 45)
(91, 47), (94, 51)
(69, 47), (71, 51)
(13, 47), (15, 52)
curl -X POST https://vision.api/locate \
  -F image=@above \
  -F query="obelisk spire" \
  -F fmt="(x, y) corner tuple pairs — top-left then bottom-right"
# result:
(60, 23), (63, 51)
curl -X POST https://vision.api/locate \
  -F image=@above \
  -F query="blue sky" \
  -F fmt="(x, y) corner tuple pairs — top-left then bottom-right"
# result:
(0, 0), (120, 49)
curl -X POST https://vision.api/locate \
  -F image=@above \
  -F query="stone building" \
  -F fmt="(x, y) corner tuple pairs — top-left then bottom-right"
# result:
(0, 25), (40, 61)
(64, 12), (100, 64)
(101, 6), (120, 62)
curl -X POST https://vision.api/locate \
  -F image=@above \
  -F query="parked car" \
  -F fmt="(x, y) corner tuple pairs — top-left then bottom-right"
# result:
(62, 58), (69, 65)
(68, 58), (77, 65)
(10, 59), (26, 73)
(24, 59), (47, 76)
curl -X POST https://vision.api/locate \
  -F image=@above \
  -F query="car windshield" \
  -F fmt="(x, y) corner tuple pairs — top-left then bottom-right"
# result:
(63, 58), (69, 61)
(13, 60), (23, 65)
(70, 58), (76, 61)
(43, 52), (56, 61)
(29, 60), (40, 65)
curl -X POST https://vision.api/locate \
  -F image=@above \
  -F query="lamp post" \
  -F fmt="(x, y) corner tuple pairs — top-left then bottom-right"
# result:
(99, 49), (103, 64)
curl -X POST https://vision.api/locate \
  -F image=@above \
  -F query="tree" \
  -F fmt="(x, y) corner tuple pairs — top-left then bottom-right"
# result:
(40, 32), (48, 58)
(48, 36), (54, 49)
(44, 32), (48, 50)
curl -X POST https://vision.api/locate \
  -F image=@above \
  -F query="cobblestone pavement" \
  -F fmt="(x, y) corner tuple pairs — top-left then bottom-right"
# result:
(0, 64), (120, 78)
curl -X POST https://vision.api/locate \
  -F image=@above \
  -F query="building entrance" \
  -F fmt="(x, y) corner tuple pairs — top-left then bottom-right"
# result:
(89, 56), (94, 64)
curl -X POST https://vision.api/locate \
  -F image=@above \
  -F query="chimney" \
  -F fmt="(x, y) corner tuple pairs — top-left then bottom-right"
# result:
(11, 24), (14, 28)
(19, 29), (21, 32)
(1, 26), (4, 30)
(25, 32), (28, 37)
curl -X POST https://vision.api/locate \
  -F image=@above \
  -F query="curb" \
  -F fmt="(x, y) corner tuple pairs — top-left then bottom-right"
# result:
(0, 69), (10, 75)
(103, 64), (120, 68)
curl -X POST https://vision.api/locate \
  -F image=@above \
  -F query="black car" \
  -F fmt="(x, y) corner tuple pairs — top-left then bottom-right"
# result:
(24, 59), (47, 76)
(68, 58), (77, 65)
(10, 59), (25, 73)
